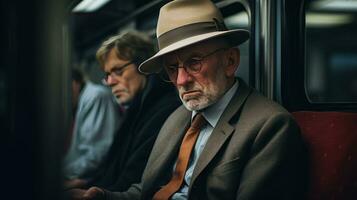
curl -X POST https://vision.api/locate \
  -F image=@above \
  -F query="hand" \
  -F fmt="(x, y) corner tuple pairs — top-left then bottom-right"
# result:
(64, 188), (87, 200)
(64, 178), (88, 190)
(82, 187), (105, 200)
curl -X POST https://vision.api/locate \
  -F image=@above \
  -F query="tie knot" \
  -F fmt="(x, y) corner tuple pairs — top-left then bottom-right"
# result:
(191, 113), (206, 129)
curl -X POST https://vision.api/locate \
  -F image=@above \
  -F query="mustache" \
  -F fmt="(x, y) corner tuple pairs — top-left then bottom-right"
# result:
(113, 89), (129, 94)
(178, 83), (201, 93)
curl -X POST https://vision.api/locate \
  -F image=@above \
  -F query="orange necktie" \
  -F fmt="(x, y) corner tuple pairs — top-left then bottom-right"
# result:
(153, 113), (207, 200)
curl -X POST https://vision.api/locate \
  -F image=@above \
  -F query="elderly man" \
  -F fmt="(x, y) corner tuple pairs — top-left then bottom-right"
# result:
(78, 0), (308, 200)
(65, 31), (180, 197)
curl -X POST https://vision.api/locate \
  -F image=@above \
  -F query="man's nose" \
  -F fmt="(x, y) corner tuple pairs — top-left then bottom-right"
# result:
(176, 67), (191, 86)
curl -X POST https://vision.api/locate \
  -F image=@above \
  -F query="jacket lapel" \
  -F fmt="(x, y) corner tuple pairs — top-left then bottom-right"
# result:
(190, 80), (251, 187)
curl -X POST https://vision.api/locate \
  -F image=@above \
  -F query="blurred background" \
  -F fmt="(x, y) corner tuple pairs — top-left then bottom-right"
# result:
(1, 0), (356, 199)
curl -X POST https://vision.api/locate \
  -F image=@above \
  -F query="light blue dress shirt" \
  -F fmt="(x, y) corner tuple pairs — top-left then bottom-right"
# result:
(63, 82), (122, 179)
(171, 79), (239, 199)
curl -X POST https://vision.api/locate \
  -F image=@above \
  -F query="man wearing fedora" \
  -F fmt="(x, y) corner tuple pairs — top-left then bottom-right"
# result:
(77, 0), (308, 199)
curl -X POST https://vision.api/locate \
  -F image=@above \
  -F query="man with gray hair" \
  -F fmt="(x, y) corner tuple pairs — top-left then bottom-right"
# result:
(75, 1), (307, 199)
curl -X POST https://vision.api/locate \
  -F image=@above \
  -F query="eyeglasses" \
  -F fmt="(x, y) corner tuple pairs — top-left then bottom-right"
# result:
(102, 61), (133, 84)
(161, 48), (227, 82)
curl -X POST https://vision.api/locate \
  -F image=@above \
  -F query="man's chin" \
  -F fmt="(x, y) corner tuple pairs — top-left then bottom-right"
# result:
(182, 99), (210, 111)
(119, 94), (137, 105)
(115, 97), (129, 105)
(114, 98), (122, 105)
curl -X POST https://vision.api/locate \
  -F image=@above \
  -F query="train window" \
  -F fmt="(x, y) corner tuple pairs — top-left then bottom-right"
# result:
(305, 0), (357, 103)
(218, 0), (251, 84)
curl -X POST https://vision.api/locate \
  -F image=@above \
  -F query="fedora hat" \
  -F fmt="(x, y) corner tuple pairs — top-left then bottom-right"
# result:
(139, 0), (250, 74)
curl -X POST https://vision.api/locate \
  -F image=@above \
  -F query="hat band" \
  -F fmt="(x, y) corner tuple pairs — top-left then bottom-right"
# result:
(157, 21), (227, 50)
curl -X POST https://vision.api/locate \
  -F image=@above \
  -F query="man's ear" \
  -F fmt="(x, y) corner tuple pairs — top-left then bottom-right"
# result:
(225, 48), (240, 77)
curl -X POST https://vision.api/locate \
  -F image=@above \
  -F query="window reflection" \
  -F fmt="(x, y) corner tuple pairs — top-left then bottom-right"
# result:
(224, 9), (250, 84)
(306, 0), (357, 103)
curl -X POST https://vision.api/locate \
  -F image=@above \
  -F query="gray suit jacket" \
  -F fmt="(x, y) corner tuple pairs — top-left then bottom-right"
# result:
(105, 80), (308, 200)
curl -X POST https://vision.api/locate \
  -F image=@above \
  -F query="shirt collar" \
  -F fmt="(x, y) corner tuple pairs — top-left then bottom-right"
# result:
(192, 79), (239, 128)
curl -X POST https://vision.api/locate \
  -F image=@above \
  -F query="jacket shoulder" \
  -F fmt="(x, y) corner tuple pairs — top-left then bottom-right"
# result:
(244, 90), (291, 118)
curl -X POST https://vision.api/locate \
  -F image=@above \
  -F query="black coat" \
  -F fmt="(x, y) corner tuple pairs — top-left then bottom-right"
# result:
(85, 75), (181, 191)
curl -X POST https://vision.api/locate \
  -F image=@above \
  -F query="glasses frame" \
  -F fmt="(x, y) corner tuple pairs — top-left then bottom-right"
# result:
(161, 47), (227, 83)
(102, 61), (133, 84)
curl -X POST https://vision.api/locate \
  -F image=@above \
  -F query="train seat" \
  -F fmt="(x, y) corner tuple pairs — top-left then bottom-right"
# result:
(292, 111), (357, 200)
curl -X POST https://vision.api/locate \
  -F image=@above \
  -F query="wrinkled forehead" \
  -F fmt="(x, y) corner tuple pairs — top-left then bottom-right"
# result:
(162, 39), (228, 63)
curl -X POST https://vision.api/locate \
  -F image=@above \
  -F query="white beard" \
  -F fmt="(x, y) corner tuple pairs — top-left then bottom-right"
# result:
(178, 70), (228, 111)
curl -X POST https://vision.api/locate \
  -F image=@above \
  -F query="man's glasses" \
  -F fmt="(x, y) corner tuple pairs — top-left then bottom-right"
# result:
(161, 48), (227, 82)
(102, 61), (133, 85)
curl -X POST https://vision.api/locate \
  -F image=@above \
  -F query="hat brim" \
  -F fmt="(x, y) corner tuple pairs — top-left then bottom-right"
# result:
(139, 29), (249, 74)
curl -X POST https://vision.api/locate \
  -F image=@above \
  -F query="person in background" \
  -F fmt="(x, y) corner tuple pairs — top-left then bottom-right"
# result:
(74, 0), (308, 200)
(63, 68), (122, 180)
(65, 31), (181, 197)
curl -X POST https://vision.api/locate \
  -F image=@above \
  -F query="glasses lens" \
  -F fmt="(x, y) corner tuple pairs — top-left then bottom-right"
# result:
(185, 58), (202, 74)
